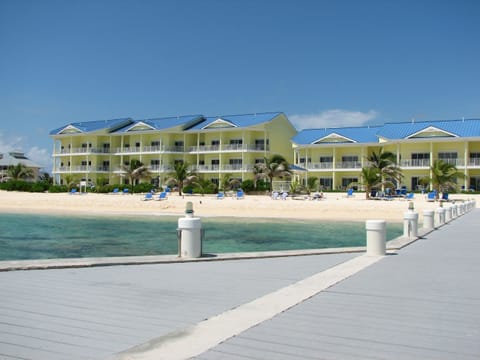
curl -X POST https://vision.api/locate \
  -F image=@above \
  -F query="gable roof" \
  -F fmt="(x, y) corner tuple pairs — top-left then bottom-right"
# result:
(377, 119), (480, 140)
(114, 115), (205, 133)
(292, 126), (381, 145)
(49, 118), (133, 135)
(188, 112), (284, 131)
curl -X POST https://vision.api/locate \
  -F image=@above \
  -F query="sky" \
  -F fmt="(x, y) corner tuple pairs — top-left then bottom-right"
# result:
(1, 0), (479, 173)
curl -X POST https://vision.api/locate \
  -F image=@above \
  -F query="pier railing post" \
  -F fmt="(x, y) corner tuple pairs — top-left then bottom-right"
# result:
(365, 220), (386, 256)
(423, 210), (434, 231)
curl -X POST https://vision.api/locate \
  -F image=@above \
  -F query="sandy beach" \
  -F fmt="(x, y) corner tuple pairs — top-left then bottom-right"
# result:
(1, 190), (477, 223)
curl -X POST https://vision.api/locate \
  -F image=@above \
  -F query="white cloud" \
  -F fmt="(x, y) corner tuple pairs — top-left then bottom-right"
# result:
(290, 109), (379, 130)
(26, 147), (51, 169)
(0, 131), (51, 172)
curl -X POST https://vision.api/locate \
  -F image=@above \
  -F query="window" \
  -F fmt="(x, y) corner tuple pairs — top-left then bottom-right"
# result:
(229, 159), (242, 169)
(438, 152), (457, 160)
(320, 156), (333, 162)
(412, 153), (429, 160)
(341, 155), (358, 162)
(319, 178), (332, 190)
(151, 141), (160, 147)
(135, 142), (141, 148)
(230, 139), (243, 145)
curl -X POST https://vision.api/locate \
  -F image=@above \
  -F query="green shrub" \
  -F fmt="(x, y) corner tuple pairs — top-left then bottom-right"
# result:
(133, 183), (155, 193)
(241, 179), (255, 192)
(48, 185), (68, 193)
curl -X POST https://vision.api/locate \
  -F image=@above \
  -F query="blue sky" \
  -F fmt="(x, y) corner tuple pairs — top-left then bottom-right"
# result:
(1, 0), (479, 172)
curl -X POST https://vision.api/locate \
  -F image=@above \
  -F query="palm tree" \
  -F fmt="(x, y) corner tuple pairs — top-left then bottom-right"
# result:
(253, 154), (292, 192)
(121, 159), (151, 194)
(355, 166), (396, 199)
(64, 174), (79, 191)
(220, 173), (241, 192)
(7, 163), (34, 180)
(165, 161), (197, 196)
(423, 160), (466, 200)
(367, 149), (403, 189)
(191, 177), (217, 196)
(306, 176), (319, 194)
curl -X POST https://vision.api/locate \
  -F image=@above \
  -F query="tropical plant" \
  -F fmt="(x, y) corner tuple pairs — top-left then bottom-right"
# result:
(121, 159), (151, 194)
(38, 172), (53, 184)
(7, 163), (34, 180)
(253, 154), (292, 192)
(165, 161), (197, 196)
(366, 149), (403, 187)
(63, 174), (80, 191)
(306, 177), (319, 194)
(353, 166), (395, 199)
(220, 173), (241, 191)
(422, 160), (466, 200)
(191, 178), (217, 196)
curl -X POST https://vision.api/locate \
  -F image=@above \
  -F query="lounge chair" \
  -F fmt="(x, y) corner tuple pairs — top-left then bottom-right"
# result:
(143, 193), (153, 201)
(123, 188), (129, 194)
(112, 188), (119, 194)
(272, 191), (279, 200)
(405, 192), (414, 200)
(281, 191), (288, 200)
(442, 192), (449, 201)
(236, 190), (245, 199)
(155, 192), (167, 201)
(216, 192), (225, 200)
(426, 192), (436, 202)
(69, 188), (77, 195)
(346, 188), (354, 197)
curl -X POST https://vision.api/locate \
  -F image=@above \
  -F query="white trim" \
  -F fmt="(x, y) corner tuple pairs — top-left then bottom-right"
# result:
(202, 118), (237, 130)
(58, 125), (82, 134)
(312, 132), (356, 144)
(124, 122), (155, 132)
(407, 126), (457, 139)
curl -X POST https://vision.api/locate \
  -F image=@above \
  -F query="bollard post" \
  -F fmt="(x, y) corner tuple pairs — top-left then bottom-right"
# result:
(423, 210), (435, 231)
(445, 206), (452, 222)
(436, 207), (446, 226)
(403, 211), (419, 238)
(451, 204), (457, 218)
(366, 220), (386, 256)
(177, 202), (203, 258)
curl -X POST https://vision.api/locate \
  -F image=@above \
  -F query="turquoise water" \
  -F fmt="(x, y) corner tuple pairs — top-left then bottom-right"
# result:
(0, 213), (403, 261)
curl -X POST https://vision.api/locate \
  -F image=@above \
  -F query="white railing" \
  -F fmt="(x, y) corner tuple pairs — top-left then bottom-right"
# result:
(189, 144), (269, 152)
(400, 159), (431, 167)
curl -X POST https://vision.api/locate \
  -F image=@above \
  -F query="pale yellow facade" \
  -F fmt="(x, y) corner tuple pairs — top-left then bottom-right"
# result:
(293, 138), (480, 192)
(51, 113), (297, 187)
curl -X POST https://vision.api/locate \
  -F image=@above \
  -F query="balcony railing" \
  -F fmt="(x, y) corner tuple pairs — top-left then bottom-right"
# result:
(114, 146), (185, 154)
(189, 144), (269, 152)
(335, 161), (362, 169)
(400, 159), (431, 168)
(305, 162), (334, 170)
(55, 148), (112, 155)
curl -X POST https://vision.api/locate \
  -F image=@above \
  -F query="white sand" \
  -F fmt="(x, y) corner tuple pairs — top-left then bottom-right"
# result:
(1, 190), (476, 223)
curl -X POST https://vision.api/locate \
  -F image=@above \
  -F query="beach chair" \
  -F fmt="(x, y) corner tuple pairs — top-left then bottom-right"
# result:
(281, 191), (288, 200)
(346, 188), (354, 197)
(426, 192), (436, 202)
(442, 192), (449, 201)
(69, 188), (77, 195)
(236, 190), (245, 199)
(405, 192), (414, 200)
(156, 192), (167, 201)
(272, 191), (279, 200)
(216, 192), (225, 200)
(123, 188), (129, 194)
(112, 188), (119, 194)
(143, 193), (153, 201)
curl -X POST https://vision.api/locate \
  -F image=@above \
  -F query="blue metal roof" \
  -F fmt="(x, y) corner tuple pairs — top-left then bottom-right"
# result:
(292, 126), (382, 145)
(113, 115), (205, 133)
(377, 119), (480, 139)
(49, 118), (133, 135)
(188, 112), (284, 130)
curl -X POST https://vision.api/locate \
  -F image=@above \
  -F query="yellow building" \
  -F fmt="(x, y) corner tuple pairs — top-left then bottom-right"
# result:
(50, 112), (296, 188)
(291, 119), (480, 192)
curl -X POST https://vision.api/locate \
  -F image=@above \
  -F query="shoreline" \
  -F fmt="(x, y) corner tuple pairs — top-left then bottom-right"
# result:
(1, 190), (478, 223)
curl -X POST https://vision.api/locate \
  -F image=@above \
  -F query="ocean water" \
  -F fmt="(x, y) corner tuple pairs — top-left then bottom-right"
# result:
(0, 213), (403, 261)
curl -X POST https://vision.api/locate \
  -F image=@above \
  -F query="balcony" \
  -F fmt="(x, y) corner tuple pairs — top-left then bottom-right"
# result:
(305, 162), (333, 170)
(114, 146), (185, 154)
(54, 147), (111, 156)
(188, 144), (269, 153)
(400, 159), (430, 168)
(335, 161), (362, 169)
(191, 165), (254, 173)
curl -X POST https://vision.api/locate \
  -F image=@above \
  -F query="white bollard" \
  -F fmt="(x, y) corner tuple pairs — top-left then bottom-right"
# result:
(403, 211), (419, 238)
(451, 204), (457, 218)
(178, 202), (203, 258)
(436, 207), (446, 226)
(423, 210), (435, 230)
(366, 220), (386, 256)
(445, 206), (452, 222)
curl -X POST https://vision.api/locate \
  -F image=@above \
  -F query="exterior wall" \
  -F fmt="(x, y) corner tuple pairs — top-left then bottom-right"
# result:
(51, 114), (297, 188)
(294, 138), (480, 192)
